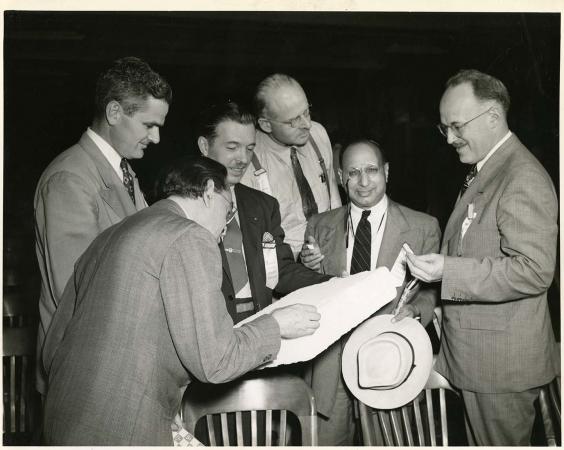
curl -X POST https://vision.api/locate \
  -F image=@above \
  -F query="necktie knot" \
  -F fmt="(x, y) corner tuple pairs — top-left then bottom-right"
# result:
(461, 164), (477, 196)
(361, 210), (371, 220)
(120, 158), (136, 205)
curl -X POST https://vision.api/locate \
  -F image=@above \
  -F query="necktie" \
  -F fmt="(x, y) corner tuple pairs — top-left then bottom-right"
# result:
(222, 218), (249, 294)
(290, 147), (318, 220)
(350, 210), (371, 274)
(120, 158), (136, 205)
(460, 164), (477, 197)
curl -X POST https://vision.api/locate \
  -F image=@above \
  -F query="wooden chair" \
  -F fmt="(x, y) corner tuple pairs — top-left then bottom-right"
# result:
(538, 375), (561, 446)
(3, 325), (41, 445)
(182, 371), (318, 446)
(357, 368), (459, 446)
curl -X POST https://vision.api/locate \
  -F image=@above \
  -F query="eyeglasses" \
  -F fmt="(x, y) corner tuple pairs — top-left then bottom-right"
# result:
(265, 105), (312, 128)
(217, 190), (237, 224)
(437, 107), (493, 138)
(346, 165), (382, 182)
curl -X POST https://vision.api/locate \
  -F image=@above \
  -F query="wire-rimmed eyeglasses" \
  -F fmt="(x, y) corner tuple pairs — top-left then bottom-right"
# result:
(437, 107), (493, 138)
(265, 104), (312, 128)
(345, 165), (382, 182)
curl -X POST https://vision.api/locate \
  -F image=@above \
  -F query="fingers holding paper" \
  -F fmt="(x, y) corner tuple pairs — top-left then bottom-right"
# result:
(406, 252), (444, 283)
(391, 304), (420, 323)
(271, 303), (321, 339)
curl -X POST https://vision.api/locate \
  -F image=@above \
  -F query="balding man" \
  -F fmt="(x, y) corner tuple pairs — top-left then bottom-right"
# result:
(240, 74), (341, 258)
(407, 69), (559, 445)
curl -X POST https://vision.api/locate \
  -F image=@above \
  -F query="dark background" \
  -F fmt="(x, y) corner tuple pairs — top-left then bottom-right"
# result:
(4, 11), (560, 335)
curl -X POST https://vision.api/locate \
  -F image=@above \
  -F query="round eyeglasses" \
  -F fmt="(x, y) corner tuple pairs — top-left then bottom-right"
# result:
(437, 107), (492, 138)
(346, 165), (382, 182)
(265, 105), (312, 128)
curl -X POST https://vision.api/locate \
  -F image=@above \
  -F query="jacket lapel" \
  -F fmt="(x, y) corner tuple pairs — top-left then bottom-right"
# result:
(79, 132), (138, 217)
(376, 200), (410, 270)
(442, 134), (516, 254)
(318, 208), (347, 276)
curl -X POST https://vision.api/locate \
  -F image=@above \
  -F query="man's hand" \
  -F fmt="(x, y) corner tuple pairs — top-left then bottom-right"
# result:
(391, 304), (420, 323)
(300, 236), (324, 271)
(406, 253), (444, 283)
(270, 304), (321, 339)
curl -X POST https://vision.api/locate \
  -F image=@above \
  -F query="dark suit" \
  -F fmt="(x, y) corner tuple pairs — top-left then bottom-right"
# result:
(34, 131), (146, 393)
(303, 199), (441, 444)
(221, 183), (330, 321)
(42, 199), (280, 445)
(437, 133), (558, 445)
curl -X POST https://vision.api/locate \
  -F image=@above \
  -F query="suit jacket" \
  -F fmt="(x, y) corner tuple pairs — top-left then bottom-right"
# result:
(303, 199), (441, 417)
(220, 183), (331, 321)
(41, 199), (281, 446)
(436, 133), (558, 393)
(34, 131), (146, 393)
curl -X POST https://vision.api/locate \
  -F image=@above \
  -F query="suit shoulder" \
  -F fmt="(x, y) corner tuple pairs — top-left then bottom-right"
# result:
(38, 141), (98, 185)
(236, 183), (278, 205)
(308, 206), (346, 228)
(394, 202), (439, 229)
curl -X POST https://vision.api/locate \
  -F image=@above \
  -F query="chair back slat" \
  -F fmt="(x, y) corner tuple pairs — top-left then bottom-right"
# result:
(378, 410), (394, 445)
(219, 413), (229, 444)
(439, 389), (448, 446)
(401, 405), (414, 446)
(425, 389), (436, 445)
(279, 409), (287, 444)
(250, 410), (258, 445)
(206, 415), (217, 446)
(10, 355), (17, 433)
(390, 409), (403, 445)
(412, 396), (425, 445)
(235, 411), (243, 445)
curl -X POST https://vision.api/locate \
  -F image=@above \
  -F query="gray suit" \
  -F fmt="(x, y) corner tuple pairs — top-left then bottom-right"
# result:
(436, 133), (558, 444)
(303, 199), (440, 420)
(41, 199), (280, 445)
(34, 131), (146, 393)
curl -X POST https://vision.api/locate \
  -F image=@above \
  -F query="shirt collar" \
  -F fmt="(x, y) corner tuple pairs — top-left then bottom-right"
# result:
(350, 195), (388, 222)
(476, 130), (512, 172)
(86, 127), (124, 180)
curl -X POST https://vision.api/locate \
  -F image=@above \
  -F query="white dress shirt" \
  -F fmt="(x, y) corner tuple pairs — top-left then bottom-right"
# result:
(86, 127), (124, 182)
(346, 195), (388, 273)
(240, 121), (341, 258)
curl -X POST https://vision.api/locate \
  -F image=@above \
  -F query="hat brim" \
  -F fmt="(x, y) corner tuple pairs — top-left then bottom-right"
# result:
(342, 314), (433, 410)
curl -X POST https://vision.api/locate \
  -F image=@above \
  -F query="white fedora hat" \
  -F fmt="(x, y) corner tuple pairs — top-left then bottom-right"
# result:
(342, 314), (433, 409)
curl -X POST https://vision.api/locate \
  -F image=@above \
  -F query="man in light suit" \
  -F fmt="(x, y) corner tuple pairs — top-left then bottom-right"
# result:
(407, 69), (558, 446)
(41, 156), (320, 445)
(34, 56), (171, 393)
(196, 101), (331, 323)
(300, 139), (441, 445)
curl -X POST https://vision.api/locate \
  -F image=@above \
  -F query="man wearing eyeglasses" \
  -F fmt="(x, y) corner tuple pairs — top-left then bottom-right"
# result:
(299, 139), (440, 445)
(34, 56), (171, 395)
(406, 70), (558, 446)
(197, 101), (331, 324)
(240, 73), (342, 258)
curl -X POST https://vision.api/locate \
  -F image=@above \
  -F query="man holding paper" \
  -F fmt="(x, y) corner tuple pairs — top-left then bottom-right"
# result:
(300, 139), (441, 445)
(406, 70), (558, 446)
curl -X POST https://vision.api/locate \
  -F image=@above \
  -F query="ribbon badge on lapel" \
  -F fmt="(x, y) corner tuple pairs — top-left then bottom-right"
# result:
(262, 232), (279, 289)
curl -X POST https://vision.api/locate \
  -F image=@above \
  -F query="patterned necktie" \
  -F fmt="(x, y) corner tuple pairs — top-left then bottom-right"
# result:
(290, 147), (318, 220)
(222, 218), (249, 294)
(350, 210), (371, 274)
(120, 158), (136, 205)
(460, 164), (477, 197)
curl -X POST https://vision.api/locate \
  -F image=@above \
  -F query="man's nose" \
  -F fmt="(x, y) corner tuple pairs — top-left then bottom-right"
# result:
(359, 170), (369, 186)
(148, 127), (160, 144)
(446, 127), (458, 145)
(298, 114), (312, 130)
(235, 148), (249, 164)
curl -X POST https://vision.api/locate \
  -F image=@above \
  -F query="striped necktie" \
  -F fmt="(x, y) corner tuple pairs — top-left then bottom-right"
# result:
(350, 210), (371, 274)
(460, 164), (477, 197)
(120, 158), (136, 205)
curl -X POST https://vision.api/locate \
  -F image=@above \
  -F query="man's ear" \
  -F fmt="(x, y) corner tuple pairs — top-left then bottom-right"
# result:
(202, 179), (215, 207)
(487, 106), (502, 129)
(198, 136), (209, 156)
(106, 100), (121, 126)
(257, 117), (272, 134)
(384, 163), (390, 183)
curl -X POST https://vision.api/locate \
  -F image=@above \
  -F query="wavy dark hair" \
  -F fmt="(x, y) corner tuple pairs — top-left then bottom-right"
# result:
(94, 56), (172, 117)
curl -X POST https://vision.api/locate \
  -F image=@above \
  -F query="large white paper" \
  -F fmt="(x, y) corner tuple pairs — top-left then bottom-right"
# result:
(236, 267), (398, 368)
